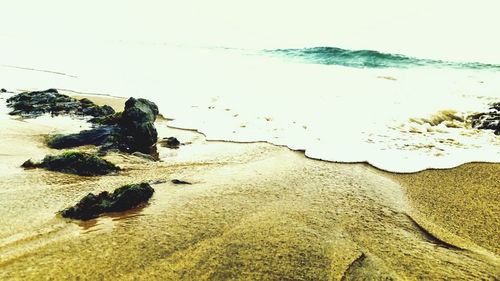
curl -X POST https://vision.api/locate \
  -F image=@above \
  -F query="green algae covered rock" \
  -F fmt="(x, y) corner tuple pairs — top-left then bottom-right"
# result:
(6, 89), (115, 120)
(22, 151), (120, 176)
(61, 183), (155, 220)
(45, 97), (160, 155)
(46, 126), (120, 149)
(118, 97), (159, 153)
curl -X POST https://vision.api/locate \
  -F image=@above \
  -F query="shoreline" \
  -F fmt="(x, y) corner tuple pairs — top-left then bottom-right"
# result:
(0, 93), (498, 280)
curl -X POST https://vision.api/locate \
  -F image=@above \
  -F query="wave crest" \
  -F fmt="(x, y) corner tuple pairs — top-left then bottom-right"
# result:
(267, 47), (500, 70)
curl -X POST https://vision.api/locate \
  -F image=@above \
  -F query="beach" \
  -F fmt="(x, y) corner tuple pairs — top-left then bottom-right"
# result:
(0, 94), (498, 280)
(1, 1), (500, 279)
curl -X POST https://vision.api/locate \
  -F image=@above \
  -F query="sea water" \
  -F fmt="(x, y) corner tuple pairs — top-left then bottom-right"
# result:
(0, 39), (499, 172)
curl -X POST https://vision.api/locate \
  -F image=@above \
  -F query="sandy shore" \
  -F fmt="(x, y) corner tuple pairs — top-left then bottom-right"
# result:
(388, 163), (500, 256)
(0, 93), (498, 280)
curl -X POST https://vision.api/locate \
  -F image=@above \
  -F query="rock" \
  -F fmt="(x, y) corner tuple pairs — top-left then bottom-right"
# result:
(118, 98), (159, 153)
(89, 112), (123, 125)
(45, 96), (160, 155)
(47, 125), (121, 149)
(23, 151), (120, 176)
(159, 137), (180, 148)
(78, 97), (115, 117)
(60, 183), (154, 220)
(1, 88), (7, 93)
(131, 151), (157, 161)
(6, 89), (115, 120)
(82, 104), (115, 117)
(469, 102), (500, 135)
(21, 159), (38, 169)
(171, 179), (192, 185)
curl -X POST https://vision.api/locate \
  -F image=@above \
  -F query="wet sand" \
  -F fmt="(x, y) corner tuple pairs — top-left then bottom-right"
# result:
(388, 163), (500, 256)
(0, 94), (498, 280)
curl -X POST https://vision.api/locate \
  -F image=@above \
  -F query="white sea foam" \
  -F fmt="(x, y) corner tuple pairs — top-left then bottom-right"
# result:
(1, 40), (498, 172)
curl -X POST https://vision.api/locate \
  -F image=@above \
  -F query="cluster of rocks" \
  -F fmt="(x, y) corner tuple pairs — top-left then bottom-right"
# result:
(7, 89), (179, 156)
(468, 102), (500, 135)
(8, 89), (178, 220)
(47, 97), (159, 154)
(6, 88), (162, 156)
(9, 88), (195, 220)
(22, 150), (155, 219)
(6, 88), (115, 120)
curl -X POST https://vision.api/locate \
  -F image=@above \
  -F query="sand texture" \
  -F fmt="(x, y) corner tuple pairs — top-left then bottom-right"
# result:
(0, 94), (498, 280)
(389, 163), (500, 256)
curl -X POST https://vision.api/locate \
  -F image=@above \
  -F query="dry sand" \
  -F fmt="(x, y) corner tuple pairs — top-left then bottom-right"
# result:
(0, 93), (498, 280)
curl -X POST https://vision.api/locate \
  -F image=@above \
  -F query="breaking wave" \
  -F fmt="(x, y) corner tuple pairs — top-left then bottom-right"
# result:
(266, 47), (500, 70)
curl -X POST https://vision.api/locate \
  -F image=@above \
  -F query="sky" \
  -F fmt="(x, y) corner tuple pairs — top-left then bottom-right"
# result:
(1, 0), (500, 63)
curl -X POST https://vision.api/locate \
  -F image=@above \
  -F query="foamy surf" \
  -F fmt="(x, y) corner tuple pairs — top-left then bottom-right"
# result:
(163, 50), (500, 173)
(1, 41), (498, 173)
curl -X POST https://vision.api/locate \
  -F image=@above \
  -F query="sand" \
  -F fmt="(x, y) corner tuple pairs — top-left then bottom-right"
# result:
(388, 163), (500, 256)
(0, 93), (498, 280)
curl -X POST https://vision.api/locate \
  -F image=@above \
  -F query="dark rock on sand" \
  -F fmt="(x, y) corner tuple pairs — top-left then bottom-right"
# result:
(159, 137), (180, 148)
(61, 183), (154, 220)
(469, 102), (500, 135)
(6, 89), (115, 120)
(171, 179), (192, 185)
(1, 88), (7, 93)
(47, 125), (121, 149)
(89, 112), (123, 125)
(21, 159), (38, 169)
(47, 97), (159, 155)
(12, 90), (160, 155)
(118, 98), (159, 153)
(22, 151), (120, 176)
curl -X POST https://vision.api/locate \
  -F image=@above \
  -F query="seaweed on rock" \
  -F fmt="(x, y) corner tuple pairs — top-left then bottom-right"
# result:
(46, 97), (160, 155)
(47, 125), (121, 149)
(9, 89), (162, 156)
(6, 89), (115, 120)
(22, 151), (120, 176)
(61, 183), (155, 220)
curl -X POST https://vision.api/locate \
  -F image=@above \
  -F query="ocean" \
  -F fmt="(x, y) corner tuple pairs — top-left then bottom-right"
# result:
(1, 39), (498, 172)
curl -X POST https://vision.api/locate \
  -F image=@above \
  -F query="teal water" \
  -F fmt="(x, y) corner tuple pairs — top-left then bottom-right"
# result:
(267, 47), (500, 70)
